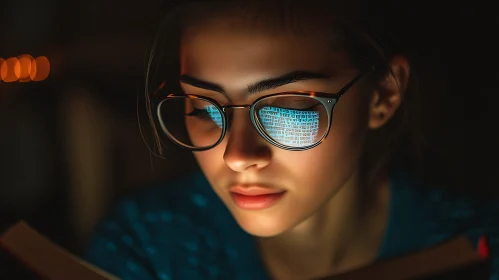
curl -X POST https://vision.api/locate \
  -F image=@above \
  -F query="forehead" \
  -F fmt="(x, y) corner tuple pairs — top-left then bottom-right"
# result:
(179, 16), (353, 82)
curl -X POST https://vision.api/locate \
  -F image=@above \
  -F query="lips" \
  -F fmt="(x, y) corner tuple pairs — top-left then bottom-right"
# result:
(229, 185), (285, 196)
(229, 185), (286, 210)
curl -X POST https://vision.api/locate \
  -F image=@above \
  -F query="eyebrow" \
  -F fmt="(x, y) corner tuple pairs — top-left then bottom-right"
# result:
(179, 70), (331, 95)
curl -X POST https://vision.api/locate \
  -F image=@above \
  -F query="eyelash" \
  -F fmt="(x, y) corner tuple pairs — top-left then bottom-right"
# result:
(186, 108), (212, 120)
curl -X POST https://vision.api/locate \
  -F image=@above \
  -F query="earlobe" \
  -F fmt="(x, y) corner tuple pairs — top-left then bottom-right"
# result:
(368, 55), (410, 130)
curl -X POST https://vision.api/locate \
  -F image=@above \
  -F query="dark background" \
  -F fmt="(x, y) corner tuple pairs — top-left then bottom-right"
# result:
(0, 0), (497, 256)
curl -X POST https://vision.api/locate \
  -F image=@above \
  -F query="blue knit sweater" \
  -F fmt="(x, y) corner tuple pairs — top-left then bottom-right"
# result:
(85, 171), (499, 279)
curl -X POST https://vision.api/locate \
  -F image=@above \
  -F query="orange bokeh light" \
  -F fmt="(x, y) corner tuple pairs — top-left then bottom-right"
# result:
(0, 55), (50, 82)
(18, 54), (35, 82)
(0, 57), (21, 82)
(0, 58), (4, 82)
(31, 56), (50, 81)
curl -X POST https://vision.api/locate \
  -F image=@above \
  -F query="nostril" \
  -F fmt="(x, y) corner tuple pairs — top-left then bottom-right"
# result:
(223, 149), (272, 172)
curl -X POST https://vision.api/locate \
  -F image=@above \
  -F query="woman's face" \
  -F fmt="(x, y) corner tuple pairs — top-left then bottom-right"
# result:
(179, 16), (373, 237)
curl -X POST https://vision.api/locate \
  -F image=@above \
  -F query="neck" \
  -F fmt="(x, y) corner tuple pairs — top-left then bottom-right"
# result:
(257, 170), (390, 279)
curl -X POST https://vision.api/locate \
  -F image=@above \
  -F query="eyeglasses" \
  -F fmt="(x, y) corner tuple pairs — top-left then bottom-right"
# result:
(154, 71), (367, 151)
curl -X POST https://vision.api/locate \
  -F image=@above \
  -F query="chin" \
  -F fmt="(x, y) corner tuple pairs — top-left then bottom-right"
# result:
(230, 209), (293, 237)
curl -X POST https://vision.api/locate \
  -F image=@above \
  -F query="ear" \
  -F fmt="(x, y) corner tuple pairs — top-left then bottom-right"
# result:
(368, 55), (410, 130)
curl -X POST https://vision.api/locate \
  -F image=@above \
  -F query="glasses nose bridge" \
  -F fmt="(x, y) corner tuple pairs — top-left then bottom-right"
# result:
(221, 104), (253, 132)
(222, 104), (251, 112)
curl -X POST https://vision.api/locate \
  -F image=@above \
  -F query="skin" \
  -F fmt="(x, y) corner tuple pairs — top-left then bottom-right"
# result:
(178, 15), (409, 279)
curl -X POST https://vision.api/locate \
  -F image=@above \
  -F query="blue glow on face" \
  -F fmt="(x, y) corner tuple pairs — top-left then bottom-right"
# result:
(205, 105), (223, 127)
(258, 106), (319, 147)
(203, 104), (320, 147)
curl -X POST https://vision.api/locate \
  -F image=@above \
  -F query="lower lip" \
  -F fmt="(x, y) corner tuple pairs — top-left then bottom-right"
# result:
(230, 192), (286, 210)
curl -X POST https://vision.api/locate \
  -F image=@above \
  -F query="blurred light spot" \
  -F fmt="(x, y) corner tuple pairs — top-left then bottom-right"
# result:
(187, 256), (199, 266)
(224, 246), (238, 260)
(145, 246), (157, 255)
(105, 241), (117, 251)
(1, 57), (21, 82)
(0, 58), (4, 81)
(158, 272), (170, 280)
(126, 260), (140, 273)
(18, 54), (35, 82)
(0, 55), (50, 82)
(31, 56), (50, 81)
(121, 235), (134, 246)
(185, 241), (198, 252)
(192, 193), (208, 207)
(159, 211), (173, 222)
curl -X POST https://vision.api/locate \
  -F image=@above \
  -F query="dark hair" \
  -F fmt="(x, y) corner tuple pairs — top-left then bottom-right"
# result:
(141, 0), (426, 188)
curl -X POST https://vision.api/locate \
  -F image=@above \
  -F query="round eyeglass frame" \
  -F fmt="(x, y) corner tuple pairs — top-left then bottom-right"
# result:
(154, 71), (367, 151)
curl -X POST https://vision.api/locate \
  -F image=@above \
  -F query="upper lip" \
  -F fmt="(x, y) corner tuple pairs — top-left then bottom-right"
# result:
(229, 184), (286, 196)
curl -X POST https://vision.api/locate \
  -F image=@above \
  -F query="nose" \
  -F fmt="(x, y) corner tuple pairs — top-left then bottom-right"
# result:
(223, 109), (272, 172)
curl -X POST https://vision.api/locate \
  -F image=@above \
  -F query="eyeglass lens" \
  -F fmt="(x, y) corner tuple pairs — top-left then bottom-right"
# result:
(157, 95), (329, 150)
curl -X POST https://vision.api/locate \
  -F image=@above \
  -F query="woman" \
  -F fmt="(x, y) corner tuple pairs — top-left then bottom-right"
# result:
(85, 1), (499, 279)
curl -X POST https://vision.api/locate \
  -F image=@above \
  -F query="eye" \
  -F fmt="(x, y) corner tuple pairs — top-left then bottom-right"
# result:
(186, 108), (212, 120)
(185, 104), (223, 127)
